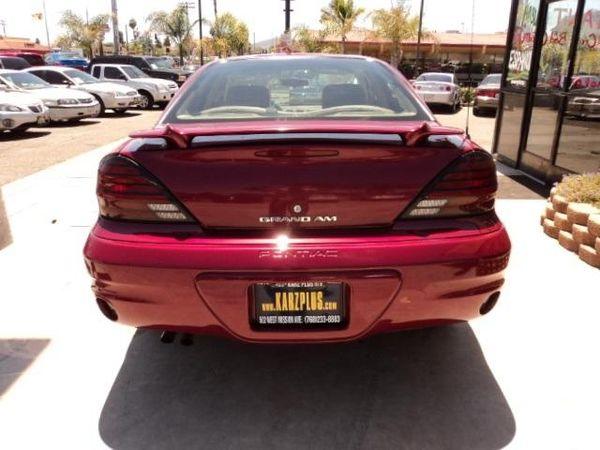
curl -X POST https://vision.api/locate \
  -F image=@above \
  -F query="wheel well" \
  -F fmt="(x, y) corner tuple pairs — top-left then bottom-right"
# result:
(91, 93), (105, 108)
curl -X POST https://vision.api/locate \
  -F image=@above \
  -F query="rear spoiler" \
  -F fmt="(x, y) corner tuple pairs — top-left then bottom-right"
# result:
(129, 122), (465, 149)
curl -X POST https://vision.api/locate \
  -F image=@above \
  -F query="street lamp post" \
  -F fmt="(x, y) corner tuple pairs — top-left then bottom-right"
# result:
(198, 0), (204, 65)
(111, 0), (119, 55)
(415, 0), (425, 75)
(42, 0), (50, 48)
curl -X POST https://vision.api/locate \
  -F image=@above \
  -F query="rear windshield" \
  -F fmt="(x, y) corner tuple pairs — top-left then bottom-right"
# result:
(480, 74), (501, 85)
(164, 57), (430, 123)
(416, 73), (453, 83)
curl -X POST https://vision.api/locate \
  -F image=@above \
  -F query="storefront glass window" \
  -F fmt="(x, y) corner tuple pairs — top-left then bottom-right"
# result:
(555, 0), (600, 173)
(507, 0), (541, 89)
(525, 0), (578, 161)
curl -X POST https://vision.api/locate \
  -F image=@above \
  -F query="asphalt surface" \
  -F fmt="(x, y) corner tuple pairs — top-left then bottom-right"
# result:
(0, 110), (162, 186)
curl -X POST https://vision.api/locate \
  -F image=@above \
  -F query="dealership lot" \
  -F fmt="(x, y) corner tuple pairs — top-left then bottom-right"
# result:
(1, 109), (599, 449)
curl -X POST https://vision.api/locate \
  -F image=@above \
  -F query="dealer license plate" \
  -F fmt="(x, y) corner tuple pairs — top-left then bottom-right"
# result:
(251, 282), (347, 330)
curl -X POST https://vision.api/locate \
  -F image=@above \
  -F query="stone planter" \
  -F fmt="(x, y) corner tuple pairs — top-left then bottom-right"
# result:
(541, 195), (600, 268)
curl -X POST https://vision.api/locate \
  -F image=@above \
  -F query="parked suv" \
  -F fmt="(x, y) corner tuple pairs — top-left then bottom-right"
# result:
(90, 64), (178, 109)
(88, 55), (191, 85)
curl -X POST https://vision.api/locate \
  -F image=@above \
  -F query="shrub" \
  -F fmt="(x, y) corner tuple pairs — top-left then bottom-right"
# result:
(460, 87), (475, 105)
(555, 173), (600, 208)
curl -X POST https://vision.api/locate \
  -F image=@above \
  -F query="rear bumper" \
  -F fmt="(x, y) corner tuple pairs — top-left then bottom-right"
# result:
(419, 92), (455, 105)
(475, 96), (499, 109)
(84, 219), (511, 343)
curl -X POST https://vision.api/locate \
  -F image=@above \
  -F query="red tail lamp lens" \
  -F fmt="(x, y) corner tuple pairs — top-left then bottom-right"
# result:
(403, 151), (498, 218)
(97, 155), (193, 223)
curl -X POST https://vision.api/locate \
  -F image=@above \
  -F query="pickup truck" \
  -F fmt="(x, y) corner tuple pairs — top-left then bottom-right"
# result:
(90, 63), (179, 109)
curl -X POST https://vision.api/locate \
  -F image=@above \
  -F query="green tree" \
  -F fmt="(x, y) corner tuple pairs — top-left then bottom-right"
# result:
(56, 10), (109, 58)
(292, 26), (326, 53)
(147, 5), (197, 64)
(208, 12), (249, 57)
(371, 2), (423, 67)
(320, 0), (364, 54)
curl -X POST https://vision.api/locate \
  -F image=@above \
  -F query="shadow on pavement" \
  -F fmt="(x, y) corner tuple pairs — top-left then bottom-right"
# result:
(0, 189), (11, 250)
(100, 324), (515, 450)
(0, 130), (51, 141)
(0, 339), (50, 396)
(46, 120), (100, 128)
(496, 162), (551, 200)
(101, 111), (142, 119)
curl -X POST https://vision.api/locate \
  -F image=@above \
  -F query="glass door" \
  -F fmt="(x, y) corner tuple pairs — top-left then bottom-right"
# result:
(520, 0), (579, 177)
(495, 0), (542, 165)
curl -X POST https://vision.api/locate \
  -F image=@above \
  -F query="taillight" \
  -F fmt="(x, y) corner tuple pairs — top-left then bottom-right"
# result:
(477, 89), (498, 97)
(402, 151), (497, 219)
(445, 86), (451, 91)
(97, 154), (194, 222)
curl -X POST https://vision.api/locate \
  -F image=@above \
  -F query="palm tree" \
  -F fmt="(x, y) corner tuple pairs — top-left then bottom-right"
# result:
(148, 5), (198, 64)
(213, 0), (218, 18)
(371, 2), (425, 67)
(320, 0), (364, 54)
(56, 10), (109, 58)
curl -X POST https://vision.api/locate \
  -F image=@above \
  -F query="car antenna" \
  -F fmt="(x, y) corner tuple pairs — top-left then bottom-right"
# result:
(465, 0), (476, 140)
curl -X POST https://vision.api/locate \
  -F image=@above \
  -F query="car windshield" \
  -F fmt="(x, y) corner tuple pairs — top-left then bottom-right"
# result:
(416, 73), (453, 83)
(481, 74), (501, 85)
(0, 72), (50, 89)
(147, 57), (173, 70)
(121, 66), (147, 79)
(64, 70), (98, 84)
(164, 57), (429, 123)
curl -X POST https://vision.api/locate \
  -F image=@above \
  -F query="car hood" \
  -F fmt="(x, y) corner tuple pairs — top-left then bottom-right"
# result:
(75, 82), (136, 95)
(0, 90), (43, 107)
(136, 77), (176, 88)
(25, 87), (94, 101)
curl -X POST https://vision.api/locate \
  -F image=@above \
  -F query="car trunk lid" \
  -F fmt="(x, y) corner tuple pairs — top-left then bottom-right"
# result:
(124, 121), (466, 231)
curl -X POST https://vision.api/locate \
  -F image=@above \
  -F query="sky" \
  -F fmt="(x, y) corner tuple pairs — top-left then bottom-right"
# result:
(3, 0), (512, 47)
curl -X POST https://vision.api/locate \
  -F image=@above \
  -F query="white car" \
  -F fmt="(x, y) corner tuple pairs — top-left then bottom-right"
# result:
(413, 72), (461, 112)
(0, 70), (100, 122)
(0, 86), (50, 133)
(23, 66), (140, 115)
(90, 64), (179, 109)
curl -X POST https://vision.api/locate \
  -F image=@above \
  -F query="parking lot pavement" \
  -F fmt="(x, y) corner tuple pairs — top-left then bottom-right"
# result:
(0, 126), (598, 449)
(434, 105), (497, 151)
(0, 110), (161, 186)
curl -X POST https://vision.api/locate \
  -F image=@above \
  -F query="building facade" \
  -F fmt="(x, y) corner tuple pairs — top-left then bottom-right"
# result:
(493, 0), (600, 182)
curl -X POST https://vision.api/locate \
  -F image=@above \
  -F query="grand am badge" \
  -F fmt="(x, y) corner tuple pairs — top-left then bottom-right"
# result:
(259, 216), (337, 223)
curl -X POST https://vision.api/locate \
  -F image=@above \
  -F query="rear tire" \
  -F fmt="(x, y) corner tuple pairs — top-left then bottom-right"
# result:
(138, 91), (154, 110)
(473, 107), (481, 116)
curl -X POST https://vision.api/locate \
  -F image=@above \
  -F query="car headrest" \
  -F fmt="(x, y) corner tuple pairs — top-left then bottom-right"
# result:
(224, 85), (270, 108)
(322, 84), (366, 109)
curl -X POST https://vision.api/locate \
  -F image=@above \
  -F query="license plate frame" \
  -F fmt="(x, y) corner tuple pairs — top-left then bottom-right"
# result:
(251, 281), (347, 330)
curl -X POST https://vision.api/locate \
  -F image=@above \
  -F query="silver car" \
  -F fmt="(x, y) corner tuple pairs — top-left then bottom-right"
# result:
(413, 72), (461, 112)
(24, 66), (139, 114)
(474, 74), (501, 116)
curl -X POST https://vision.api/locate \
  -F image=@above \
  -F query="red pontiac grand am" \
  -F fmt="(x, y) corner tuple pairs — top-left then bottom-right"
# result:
(83, 54), (510, 343)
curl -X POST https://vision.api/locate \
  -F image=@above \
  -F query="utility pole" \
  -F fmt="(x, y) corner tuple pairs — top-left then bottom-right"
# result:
(111, 0), (119, 55)
(42, 0), (50, 48)
(0, 20), (6, 37)
(283, 0), (293, 34)
(415, 0), (425, 75)
(198, 0), (204, 65)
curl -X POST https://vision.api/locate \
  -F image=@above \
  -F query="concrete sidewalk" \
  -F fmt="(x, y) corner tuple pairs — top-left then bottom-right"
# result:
(0, 140), (599, 449)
